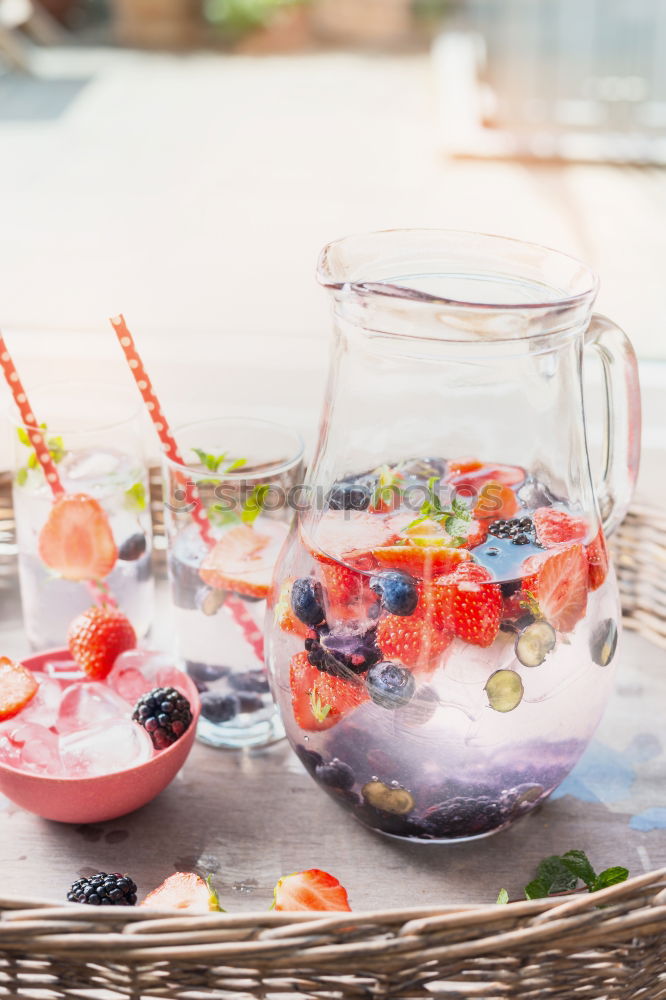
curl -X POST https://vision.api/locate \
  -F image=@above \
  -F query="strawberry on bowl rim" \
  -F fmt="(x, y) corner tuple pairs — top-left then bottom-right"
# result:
(0, 648), (200, 824)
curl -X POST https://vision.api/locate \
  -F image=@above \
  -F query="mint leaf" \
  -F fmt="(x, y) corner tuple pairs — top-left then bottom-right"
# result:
(15, 467), (27, 487)
(496, 888), (509, 905)
(124, 481), (147, 513)
(524, 856), (578, 900)
(15, 422), (67, 484)
(192, 447), (227, 473)
(406, 476), (472, 535)
(16, 427), (31, 448)
(47, 435), (66, 464)
(225, 458), (247, 472)
(207, 505), (240, 528)
(591, 867), (629, 892)
(241, 483), (270, 525)
(561, 850), (597, 889)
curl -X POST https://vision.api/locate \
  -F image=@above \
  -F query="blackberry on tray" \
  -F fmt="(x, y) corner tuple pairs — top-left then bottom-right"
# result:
(68, 873), (137, 906)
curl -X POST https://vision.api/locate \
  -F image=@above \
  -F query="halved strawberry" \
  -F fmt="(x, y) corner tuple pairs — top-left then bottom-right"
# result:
(68, 606), (137, 680)
(199, 521), (288, 598)
(376, 610), (453, 672)
(290, 652), (326, 730)
(446, 463), (525, 492)
(320, 561), (376, 620)
(273, 869), (351, 912)
(433, 563), (502, 648)
(38, 493), (117, 581)
(141, 872), (221, 911)
(474, 482), (519, 521)
(372, 542), (471, 580)
(586, 529), (609, 592)
(521, 544), (588, 633)
(446, 458), (483, 478)
(0, 657), (38, 720)
(533, 507), (588, 548)
(310, 670), (369, 727)
(274, 580), (312, 638)
(303, 511), (398, 566)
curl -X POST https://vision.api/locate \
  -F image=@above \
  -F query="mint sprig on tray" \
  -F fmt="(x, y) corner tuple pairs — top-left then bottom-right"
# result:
(406, 475), (472, 545)
(497, 849), (629, 903)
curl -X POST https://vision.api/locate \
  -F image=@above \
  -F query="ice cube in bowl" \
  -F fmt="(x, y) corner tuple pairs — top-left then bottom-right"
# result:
(0, 647), (200, 823)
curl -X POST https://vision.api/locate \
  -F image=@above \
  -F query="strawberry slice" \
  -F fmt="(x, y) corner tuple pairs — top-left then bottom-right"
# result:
(433, 563), (502, 648)
(141, 872), (221, 911)
(521, 544), (588, 633)
(274, 580), (313, 638)
(273, 869), (351, 912)
(474, 482), (519, 521)
(446, 458), (483, 478)
(289, 651), (367, 731)
(303, 510), (397, 566)
(586, 529), (609, 592)
(446, 463), (525, 492)
(199, 521), (288, 598)
(38, 493), (117, 581)
(0, 657), (38, 720)
(533, 507), (588, 548)
(372, 543), (471, 580)
(290, 652), (325, 730)
(320, 561), (376, 620)
(376, 612), (452, 672)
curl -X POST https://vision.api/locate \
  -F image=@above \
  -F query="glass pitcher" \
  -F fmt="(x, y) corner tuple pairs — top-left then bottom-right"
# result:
(266, 230), (641, 842)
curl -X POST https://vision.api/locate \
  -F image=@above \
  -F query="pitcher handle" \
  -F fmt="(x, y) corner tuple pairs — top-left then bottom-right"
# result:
(585, 314), (642, 537)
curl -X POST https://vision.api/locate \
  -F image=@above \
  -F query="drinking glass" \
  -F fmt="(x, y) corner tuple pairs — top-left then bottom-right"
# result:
(162, 417), (303, 749)
(10, 380), (155, 650)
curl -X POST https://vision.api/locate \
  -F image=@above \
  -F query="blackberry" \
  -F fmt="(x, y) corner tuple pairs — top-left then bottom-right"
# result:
(315, 757), (355, 790)
(228, 670), (270, 694)
(419, 796), (504, 839)
(306, 628), (380, 677)
(200, 692), (239, 723)
(68, 872), (137, 906)
(132, 686), (193, 750)
(488, 516), (536, 545)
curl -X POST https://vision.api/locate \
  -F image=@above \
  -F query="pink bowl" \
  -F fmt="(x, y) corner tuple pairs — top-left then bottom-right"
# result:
(0, 648), (200, 824)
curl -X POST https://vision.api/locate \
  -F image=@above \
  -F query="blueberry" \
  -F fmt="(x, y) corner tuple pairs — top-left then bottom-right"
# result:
(291, 578), (325, 626)
(295, 745), (323, 775)
(370, 570), (418, 616)
(237, 692), (264, 713)
(327, 482), (370, 511)
(118, 532), (147, 561)
(366, 661), (416, 709)
(185, 661), (231, 683)
(315, 758), (355, 790)
(228, 670), (270, 694)
(200, 692), (239, 723)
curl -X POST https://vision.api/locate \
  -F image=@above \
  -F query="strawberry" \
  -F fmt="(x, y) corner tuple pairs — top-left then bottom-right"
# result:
(141, 873), (221, 911)
(68, 606), (137, 680)
(533, 507), (588, 548)
(320, 561), (375, 619)
(274, 580), (312, 638)
(446, 458), (483, 478)
(0, 657), (38, 720)
(586, 529), (609, 591)
(38, 493), (117, 581)
(474, 482), (519, 521)
(289, 651), (367, 731)
(273, 869), (351, 912)
(376, 612), (452, 671)
(460, 519), (488, 549)
(446, 463), (525, 492)
(199, 522), (287, 598)
(433, 563), (502, 648)
(372, 542), (471, 580)
(521, 544), (588, 633)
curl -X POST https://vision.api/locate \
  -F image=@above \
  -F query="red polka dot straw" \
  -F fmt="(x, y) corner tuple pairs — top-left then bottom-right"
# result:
(0, 333), (65, 498)
(0, 331), (117, 609)
(109, 314), (265, 661)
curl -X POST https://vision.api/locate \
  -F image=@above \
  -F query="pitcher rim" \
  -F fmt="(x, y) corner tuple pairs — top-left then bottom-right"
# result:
(317, 228), (600, 313)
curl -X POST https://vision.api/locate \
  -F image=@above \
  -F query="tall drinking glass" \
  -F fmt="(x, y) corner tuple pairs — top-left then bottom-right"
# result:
(10, 380), (155, 650)
(162, 417), (303, 749)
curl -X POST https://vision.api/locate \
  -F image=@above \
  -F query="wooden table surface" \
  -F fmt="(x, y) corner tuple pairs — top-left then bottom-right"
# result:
(0, 573), (664, 912)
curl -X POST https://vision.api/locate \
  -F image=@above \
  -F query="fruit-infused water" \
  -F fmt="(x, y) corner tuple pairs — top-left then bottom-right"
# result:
(267, 458), (620, 842)
(10, 382), (154, 650)
(162, 418), (303, 749)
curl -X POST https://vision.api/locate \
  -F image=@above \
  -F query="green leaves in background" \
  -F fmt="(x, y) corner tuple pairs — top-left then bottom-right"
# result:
(192, 447), (247, 475)
(124, 481), (147, 513)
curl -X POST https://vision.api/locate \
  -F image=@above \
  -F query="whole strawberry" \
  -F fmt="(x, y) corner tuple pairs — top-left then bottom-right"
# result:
(68, 606), (137, 680)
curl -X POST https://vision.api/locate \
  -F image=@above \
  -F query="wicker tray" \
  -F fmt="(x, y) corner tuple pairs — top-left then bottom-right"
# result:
(0, 470), (665, 999)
